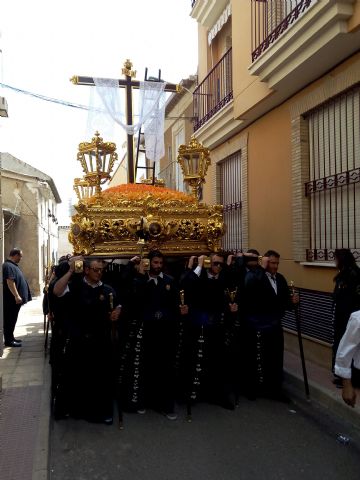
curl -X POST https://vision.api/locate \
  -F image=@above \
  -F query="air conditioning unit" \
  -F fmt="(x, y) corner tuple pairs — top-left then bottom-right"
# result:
(0, 96), (8, 117)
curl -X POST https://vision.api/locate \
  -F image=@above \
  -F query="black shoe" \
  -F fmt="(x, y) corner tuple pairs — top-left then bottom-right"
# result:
(4, 340), (22, 347)
(13, 338), (22, 343)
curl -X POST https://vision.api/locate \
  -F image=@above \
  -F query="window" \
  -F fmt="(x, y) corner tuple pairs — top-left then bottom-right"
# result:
(219, 151), (243, 252)
(306, 86), (360, 261)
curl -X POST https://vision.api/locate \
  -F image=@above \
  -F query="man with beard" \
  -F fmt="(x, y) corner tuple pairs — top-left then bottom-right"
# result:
(243, 250), (298, 401)
(53, 257), (121, 424)
(129, 250), (180, 420)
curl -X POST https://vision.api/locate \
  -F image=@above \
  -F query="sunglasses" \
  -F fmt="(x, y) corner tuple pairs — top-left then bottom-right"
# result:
(212, 261), (224, 267)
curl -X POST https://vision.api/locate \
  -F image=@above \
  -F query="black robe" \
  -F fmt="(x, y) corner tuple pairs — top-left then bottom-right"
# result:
(242, 268), (293, 398)
(124, 271), (178, 414)
(178, 267), (239, 408)
(52, 276), (116, 423)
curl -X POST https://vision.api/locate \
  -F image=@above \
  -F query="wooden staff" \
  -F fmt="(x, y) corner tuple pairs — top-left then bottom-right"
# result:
(290, 281), (310, 400)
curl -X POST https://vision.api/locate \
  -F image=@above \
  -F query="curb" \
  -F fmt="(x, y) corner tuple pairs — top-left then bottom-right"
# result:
(31, 354), (51, 480)
(284, 368), (360, 429)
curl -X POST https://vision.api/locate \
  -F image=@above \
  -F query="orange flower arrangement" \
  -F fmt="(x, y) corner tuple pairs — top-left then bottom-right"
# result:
(85, 183), (196, 205)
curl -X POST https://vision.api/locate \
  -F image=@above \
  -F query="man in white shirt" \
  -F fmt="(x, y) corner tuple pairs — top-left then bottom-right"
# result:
(335, 310), (360, 407)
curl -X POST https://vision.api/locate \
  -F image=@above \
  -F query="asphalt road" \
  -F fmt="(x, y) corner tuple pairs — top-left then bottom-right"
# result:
(49, 396), (360, 480)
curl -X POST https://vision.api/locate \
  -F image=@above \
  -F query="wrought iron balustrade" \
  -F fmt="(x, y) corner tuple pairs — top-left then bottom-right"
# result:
(251, 0), (313, 62)
(191, 0), (197, 8)
(193, 47), (233, 132)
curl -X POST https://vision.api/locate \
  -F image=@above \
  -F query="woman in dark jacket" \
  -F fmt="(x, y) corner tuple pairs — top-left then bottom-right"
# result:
(333, 249), (360, 382)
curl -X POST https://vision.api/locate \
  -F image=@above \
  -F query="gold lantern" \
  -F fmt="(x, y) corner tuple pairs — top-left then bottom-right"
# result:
(177, 137), (211, 200)
(73, 178), (96, 202)
(77, 131), (118, 196)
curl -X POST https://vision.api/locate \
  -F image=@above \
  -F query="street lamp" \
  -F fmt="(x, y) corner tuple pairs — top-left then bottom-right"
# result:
(77, 131), (118, 197)
(177, 136), (211, 200)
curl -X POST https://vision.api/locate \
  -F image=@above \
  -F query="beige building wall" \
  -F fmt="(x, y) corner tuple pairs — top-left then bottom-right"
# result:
(2, 175), (59, 296)
(192, 0), (360, 367)
(160, 77), (197, 190)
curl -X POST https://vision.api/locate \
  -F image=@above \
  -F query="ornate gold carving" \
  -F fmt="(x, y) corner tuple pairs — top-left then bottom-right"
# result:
(122, 59), (136, 78)
(69, 195), (224, 257)
(70, 75), (79, 85)
(177, 137), (211, 200)
(141, 177), (165, 187)
(77, 132), (118, 197)
(69, 134), (225, 257)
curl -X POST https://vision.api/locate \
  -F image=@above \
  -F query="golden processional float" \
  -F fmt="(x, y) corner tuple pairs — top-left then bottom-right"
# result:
(68, 61), (225, 258)
(69, 134), (225, 258)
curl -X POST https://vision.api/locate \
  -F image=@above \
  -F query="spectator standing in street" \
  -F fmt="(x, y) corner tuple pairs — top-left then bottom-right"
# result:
(335, 309), (360, 407)
(2, 248), (32, 347)
(332, 249), (360, 385)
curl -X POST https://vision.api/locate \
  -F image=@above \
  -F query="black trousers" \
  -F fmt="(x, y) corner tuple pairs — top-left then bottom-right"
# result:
(241, 325), (284, 397)
(3, 301), (21, 343)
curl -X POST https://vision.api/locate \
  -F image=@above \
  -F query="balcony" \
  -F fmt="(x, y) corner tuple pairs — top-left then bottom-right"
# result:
(251, 0), (314, 62)
(248, 0), (358, 93)
(193, 48), (233, 132)
(192, 48), (242, 148)
(191, 0), (197, 9)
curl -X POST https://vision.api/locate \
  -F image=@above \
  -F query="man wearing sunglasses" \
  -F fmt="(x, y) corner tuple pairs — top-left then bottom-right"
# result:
(179, 253), (237, 409)
(53, 257), (121, 425)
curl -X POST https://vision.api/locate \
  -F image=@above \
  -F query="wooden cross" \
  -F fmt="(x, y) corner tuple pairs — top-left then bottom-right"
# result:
(70, 59), (181, 184)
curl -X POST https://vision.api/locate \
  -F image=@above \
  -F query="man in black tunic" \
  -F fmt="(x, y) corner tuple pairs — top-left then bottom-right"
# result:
(130, 250), (179, 419)
(243, 250), (298, 401)
(2, 248), (31, 347)
(179, 253), (237, 409)
(53, 257), (121, 424)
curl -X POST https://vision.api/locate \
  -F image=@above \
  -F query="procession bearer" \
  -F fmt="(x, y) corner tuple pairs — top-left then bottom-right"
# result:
(53, 257), (121, 424)
(129, 250), (182, 420)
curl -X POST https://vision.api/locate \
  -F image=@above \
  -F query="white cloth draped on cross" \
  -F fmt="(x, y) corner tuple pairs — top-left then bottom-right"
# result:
(87, 78), (166, 163)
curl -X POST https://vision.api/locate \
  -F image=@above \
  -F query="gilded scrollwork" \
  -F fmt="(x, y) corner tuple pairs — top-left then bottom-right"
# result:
(69, 182), (225, 256)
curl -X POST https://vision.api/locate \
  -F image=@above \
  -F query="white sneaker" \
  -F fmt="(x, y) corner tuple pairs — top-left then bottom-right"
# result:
(137, 409), (146, 415)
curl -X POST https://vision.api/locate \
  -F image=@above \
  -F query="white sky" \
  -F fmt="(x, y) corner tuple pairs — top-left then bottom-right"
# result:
(0, 0), (198, 224)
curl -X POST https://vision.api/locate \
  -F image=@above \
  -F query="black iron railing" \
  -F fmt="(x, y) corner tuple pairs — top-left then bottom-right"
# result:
(220, 151), (243, 252)
(305, 85), (360, 262)
(251, 0), (313, 62)
(191, 0), (197, 8)
(193, 48), (233, 132)
(283, 288), (333, 344)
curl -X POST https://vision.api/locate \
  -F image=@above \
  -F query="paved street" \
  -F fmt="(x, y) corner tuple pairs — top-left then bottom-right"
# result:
(50, 396), (360, 480)
(1, 297), (360, 480)
(0, 297), (50, 480)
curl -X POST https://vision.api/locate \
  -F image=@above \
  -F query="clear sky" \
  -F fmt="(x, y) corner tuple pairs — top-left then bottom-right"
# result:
(0, 0), (198, 224)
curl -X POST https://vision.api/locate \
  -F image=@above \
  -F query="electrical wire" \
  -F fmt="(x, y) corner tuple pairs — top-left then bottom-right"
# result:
(0, 82), (195, 113)
(0, 81), (89, 111)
